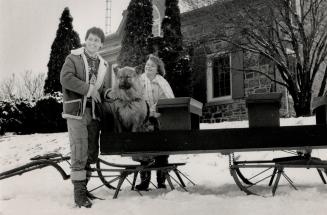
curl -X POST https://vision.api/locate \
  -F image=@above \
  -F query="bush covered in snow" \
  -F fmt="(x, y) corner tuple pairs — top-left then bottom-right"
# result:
(0, 99), (26, 135)
(0, 92), (66, 135)
(34, 92), (66, 133)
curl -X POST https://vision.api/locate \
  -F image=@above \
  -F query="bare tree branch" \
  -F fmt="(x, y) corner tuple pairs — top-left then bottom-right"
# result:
(0, 74), (17, 100)
(237, 68), (289, 87)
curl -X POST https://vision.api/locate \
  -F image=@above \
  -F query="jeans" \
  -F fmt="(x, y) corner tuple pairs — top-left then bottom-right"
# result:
(67, 108), (100, 181)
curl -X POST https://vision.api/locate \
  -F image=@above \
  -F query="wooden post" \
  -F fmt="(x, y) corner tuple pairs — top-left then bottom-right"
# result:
(312, 96), (327, 125)
(246, 93), (282, 128)
(157, 97), (203, 130)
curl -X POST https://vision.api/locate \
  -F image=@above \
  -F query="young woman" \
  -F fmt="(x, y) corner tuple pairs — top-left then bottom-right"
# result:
(135, 54), (174, 190)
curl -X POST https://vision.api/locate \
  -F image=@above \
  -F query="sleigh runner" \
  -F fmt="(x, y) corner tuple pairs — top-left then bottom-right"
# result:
(1, 95), (327, 198)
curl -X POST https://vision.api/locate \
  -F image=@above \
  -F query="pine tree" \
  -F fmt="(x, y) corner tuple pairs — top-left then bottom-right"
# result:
(117, 0), (153, 70)
(44, 7), (81, 94)
(160, 0), (192, 97)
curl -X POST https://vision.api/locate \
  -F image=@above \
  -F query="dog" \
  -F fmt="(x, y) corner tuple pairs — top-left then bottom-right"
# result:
(105, 66), (149, 132)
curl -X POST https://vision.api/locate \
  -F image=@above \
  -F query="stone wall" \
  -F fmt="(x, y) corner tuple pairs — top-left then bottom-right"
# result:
(201, 64), (276, 123)
(180, 1), (297, 123)
(202, 99), (247, 123)
(200, 60), (295, 123)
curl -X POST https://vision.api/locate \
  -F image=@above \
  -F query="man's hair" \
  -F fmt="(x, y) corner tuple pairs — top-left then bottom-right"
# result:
(147, 54), (166, 76)
(85, 27), (105, 43)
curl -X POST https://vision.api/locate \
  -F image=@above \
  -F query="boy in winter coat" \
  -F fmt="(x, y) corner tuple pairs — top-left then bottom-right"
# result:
(60, 27), (109, 208)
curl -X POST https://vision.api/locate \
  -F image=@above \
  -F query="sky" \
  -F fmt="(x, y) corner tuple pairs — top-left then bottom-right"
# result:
(0, 0), (130, 81)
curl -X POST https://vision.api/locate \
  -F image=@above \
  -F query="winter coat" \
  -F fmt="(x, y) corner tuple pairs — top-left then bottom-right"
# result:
(60, 47), (109, 120)
(140, 73), (174, 115)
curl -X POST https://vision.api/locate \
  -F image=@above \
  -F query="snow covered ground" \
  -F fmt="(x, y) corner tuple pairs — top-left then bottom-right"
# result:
(0, 117), (326, 215)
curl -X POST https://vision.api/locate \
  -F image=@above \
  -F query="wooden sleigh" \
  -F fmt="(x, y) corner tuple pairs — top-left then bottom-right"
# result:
(98, 95), (327, 197)
(1, 95), (327, 199)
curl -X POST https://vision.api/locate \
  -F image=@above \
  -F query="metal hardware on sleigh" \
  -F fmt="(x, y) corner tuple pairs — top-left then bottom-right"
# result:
(228, 151), (327, 196)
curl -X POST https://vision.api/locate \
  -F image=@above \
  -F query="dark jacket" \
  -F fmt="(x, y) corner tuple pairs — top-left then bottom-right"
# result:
(60, 47), (109, 120)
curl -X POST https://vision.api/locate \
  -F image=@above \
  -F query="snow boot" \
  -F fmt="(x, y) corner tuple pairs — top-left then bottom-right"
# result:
(135, 171), (151, 191)
(72, 180), (92, 208)
(155, 155), (168, 189)
(156, 170), (167, 189)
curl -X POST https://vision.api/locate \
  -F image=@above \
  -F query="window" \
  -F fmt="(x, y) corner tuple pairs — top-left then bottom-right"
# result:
(213, 54), (231, 98)
(207, 53), (232, 102)
(207, 51), (245, 103)
(152, 5), (161, 36)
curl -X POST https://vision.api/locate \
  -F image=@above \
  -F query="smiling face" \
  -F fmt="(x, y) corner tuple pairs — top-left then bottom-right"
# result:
(85, 33), (102, 55)
(145, 59), (158, 79)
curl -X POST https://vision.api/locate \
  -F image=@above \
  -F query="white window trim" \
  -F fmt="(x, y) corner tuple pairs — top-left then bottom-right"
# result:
(207, 52), (232, 102)
(152, 5), (161, 36)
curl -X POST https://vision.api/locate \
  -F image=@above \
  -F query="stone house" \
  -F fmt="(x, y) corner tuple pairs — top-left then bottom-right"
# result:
(99, 0), (297, 123)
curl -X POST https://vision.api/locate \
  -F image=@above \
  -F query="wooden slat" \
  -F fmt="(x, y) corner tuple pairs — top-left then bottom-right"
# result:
(100, 125), (327, 155)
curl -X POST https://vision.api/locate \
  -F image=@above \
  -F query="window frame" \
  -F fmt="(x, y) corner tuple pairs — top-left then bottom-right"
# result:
(207, 52), (232, 102)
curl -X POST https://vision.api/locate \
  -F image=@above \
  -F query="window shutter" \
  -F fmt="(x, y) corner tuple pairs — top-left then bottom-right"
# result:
(231, 50), (244, 99)
(191, 47), (207, 103)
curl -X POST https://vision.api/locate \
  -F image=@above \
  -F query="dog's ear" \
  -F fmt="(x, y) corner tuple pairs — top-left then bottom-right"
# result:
(113, 66), (120, 77)
(135, 64), (144, 75)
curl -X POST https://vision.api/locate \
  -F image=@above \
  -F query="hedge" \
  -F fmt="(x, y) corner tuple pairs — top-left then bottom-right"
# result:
(0, 92), (67, 135)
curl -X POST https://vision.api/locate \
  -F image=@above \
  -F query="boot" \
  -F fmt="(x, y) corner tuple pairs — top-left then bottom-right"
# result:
(157, 170), (167, 189)
(135, 171), (151, 191)
(155, 156), (168, 189)
(85, 164), (96, 200)
(72, 180), (92, 208)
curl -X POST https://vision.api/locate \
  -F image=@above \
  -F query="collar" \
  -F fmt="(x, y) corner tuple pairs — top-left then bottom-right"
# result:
(84, 49), (98, 60)
(71, 47), (105, 63)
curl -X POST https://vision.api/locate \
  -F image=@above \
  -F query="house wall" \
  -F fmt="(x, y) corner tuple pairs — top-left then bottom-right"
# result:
(101, 0), (298, 123)
(180, 0), (293, 122)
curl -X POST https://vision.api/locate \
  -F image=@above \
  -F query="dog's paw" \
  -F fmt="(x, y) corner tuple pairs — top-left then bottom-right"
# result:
(151, 112), (161, 118)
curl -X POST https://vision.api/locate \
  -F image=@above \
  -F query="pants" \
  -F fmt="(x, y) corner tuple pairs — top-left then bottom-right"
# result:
(67, 108), (100, 181)
(155, 155), (169, 184)
(137, 155), (169, 185)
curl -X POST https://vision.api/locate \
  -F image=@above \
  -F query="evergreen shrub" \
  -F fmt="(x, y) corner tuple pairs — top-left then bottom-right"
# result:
(34, 93), (66, 133)
(0, 92), (66, 135)
(0, 100), (23, 135)
(117, 0), (153, 68)
(44, 7), (81, 94)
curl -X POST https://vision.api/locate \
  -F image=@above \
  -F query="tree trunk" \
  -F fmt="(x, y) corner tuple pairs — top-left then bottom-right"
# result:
(293, 91), (312, 117)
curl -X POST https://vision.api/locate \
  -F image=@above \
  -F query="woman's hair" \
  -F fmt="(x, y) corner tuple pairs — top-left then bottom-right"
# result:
(147, 54), (166, 76)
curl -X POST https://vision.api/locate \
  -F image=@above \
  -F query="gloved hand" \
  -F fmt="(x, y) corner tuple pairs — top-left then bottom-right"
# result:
(87, 84), (101, 103)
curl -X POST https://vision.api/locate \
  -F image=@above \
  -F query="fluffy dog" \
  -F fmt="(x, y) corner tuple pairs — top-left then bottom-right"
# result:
(106, 66), (149, 132)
